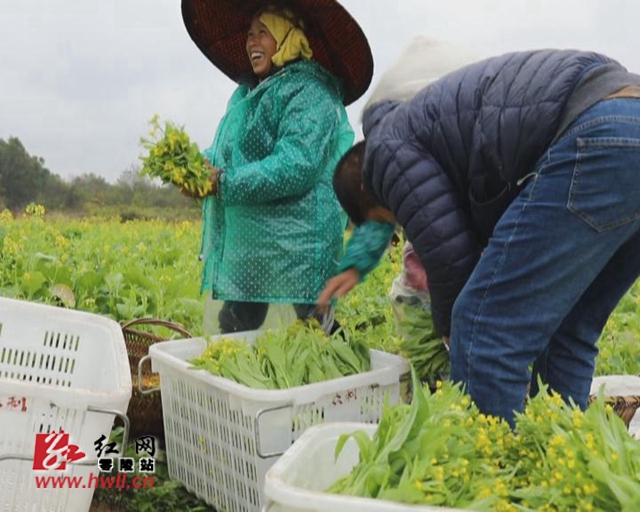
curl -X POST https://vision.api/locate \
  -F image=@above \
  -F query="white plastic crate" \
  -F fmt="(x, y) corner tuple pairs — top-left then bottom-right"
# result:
(0, 297), (132, 512)
(264, 423), (465, 512)
(147, 332), (410, 512)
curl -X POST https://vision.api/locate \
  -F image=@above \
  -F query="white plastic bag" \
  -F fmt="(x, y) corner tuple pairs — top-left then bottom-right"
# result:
(365, 36), (485, 110)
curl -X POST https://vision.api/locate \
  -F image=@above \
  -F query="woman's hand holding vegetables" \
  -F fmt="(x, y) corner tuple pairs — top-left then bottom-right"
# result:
(181, 158), (220, 198)
(203, 158), (220, 196)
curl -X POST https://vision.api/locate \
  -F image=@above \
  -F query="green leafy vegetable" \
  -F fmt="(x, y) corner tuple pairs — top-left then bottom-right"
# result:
(139, 115), (213, 198)
(190, 321), (372, 389)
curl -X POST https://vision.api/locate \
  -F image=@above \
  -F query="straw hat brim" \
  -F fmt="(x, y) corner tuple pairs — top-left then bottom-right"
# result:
(182, 0), (374, 105)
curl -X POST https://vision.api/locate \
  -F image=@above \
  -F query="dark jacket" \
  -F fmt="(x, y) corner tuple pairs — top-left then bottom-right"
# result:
(362, 50), (622, 336)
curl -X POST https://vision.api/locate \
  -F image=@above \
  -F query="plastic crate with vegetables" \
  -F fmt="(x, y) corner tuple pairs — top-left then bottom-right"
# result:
(144, 321), (409, 512)
(264, 370), (640, 512)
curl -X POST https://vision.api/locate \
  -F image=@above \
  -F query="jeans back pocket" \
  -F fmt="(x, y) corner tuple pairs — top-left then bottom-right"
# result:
(569, 137), (640, 232)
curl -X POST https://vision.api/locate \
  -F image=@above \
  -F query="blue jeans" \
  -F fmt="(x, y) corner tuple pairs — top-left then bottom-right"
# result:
(450, 98), (640, 425)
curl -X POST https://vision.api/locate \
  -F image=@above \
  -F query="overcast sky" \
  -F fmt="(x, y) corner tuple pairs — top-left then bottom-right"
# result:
(1, 0), (638, 182)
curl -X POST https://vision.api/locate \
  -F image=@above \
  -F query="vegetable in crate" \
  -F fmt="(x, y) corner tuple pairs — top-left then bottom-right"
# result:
(329, 369), (640, 511)
(139, 114), (213, 197)
(190, 321), (371, 389)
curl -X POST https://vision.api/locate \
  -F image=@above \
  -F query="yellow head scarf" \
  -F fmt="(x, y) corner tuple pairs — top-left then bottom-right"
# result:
(259, 11), (313, 68)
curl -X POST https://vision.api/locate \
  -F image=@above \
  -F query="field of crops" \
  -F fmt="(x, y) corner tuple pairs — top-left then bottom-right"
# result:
(1, 210), (639, 512)
(1, 209), (638, 375)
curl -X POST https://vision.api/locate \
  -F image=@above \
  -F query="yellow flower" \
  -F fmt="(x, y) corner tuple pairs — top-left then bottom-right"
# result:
(549, 393), (564, 407)
(580, 501), (594, 512)
(494, 478), (508, 497)
(572, 409), (584, 427)
(25, 202), (46, 218)
(3, 237), (19, 256)
(585, 433), (596, 450)
(478, 487), (492, 498)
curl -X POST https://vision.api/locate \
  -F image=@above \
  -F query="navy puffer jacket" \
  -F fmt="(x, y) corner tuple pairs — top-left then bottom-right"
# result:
(362, 50), (619, 336)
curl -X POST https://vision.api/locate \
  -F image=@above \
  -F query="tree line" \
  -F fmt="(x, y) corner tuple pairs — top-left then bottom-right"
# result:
(0, 136), (199, 218)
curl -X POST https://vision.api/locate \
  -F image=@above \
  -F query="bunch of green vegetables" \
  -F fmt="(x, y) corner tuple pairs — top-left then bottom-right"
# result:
(190, 321), (371, 389)
(329, 371), (640, 512)
(139, 114), (213, 198)
(392, 298), (449, 387)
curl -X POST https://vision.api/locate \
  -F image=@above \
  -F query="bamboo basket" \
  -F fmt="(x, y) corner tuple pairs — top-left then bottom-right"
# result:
(588, 393), (640, 429)
(121, 318), (191, 440)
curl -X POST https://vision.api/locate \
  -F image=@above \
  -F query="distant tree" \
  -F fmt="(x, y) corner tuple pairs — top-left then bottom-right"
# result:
(115, 165), (197, 210)
(113, 165), (153, 204)
(69, 173), (111, 207)
(116, 164), (150, 188)
(39, 173), (77, 211)
(0, 137), (199, 216)
(0, 137), (51, 210)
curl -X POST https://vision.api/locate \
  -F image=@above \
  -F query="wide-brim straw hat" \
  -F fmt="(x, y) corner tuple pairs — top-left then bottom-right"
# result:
(182, 0), (374, 105)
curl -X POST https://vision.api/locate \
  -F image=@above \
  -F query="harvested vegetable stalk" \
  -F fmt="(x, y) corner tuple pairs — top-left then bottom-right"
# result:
(139, 115), (213, 197)
(392, 298), (448, 387)
(190, 321), (371, 389)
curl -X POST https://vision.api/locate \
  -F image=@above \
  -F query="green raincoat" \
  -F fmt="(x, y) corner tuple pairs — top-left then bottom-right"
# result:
(200, 60), (354, 303)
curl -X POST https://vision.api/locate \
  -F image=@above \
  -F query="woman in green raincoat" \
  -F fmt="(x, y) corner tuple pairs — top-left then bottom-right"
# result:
(181, 0), (373, 333)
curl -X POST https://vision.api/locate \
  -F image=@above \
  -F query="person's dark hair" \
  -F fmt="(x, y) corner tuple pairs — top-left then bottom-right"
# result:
(333, 141), (380, 226)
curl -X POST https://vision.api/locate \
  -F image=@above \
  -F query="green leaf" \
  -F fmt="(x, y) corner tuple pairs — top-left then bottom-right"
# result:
(21, 271), (46, 296)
